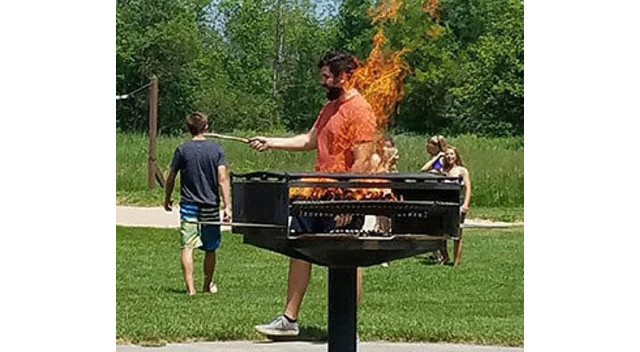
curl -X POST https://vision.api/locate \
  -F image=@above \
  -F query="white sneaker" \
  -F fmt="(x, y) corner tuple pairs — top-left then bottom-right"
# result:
(255, 315), (300, 336)
(205, 282), (218, 294)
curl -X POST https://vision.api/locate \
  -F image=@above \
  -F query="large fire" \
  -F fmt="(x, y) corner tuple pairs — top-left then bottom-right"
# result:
(350, 0), (442, 169)
(349, 0), (410, 173)
(350, 28), (410, 166)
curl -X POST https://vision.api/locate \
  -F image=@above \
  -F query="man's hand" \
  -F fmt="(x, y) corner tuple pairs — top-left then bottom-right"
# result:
(164, 199), (173, 212)
(334, 214), (353, 227)
(461, 204), (469, 214)
(223, 206), (232, 223)
(437, 151), (445, 158)
(249, 136), (271, 152)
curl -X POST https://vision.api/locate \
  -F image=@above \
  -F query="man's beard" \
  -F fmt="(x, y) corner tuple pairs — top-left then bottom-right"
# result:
(325, 86), (342, 101)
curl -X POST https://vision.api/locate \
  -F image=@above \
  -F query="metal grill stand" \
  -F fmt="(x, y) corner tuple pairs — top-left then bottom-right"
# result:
(328, 267), (358, 352)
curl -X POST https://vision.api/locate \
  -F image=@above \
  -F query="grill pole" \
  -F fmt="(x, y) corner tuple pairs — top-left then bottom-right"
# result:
(328, 266), (357, 352)
(148, 75), (159, 191)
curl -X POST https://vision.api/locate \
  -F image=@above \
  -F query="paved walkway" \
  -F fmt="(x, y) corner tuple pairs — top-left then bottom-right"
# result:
(116, 206), (523, 229)
(117, 341), (523, 352)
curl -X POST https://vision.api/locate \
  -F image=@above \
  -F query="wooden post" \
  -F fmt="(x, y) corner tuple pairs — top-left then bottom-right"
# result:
(148, 76), (158, 191)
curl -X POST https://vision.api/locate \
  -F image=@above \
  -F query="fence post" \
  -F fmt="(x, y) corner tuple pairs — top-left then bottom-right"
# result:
(148, 75), (158, 191)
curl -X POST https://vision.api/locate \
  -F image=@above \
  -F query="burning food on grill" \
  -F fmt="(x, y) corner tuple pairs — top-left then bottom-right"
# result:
(289, 177), (400, 201)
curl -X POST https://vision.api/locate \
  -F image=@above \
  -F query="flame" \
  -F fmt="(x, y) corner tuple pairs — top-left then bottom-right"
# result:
(348, 0), (441, 171)
(289, 178), (398, 201)
(345, 1), (411, 174)
(351, 28), (410, 160)
(369, 0), (402, 25)
(422, 0), (441, 22)
(422, 0), (442, 39)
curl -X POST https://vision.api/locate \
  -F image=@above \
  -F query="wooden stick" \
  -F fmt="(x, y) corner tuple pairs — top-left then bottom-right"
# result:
(203, 133), (249, 144)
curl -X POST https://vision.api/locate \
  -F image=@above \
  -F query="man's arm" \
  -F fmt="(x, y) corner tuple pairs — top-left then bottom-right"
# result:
(218, 165), (232, 222)
(249, 128), (318, 152)
(164, 170), (177, 211)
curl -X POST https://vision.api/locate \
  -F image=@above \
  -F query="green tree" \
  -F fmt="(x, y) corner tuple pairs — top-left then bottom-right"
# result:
(334, 0), (524, 136)
(444, 0), (524, 136)
(116, 0), (217, 133)
(336, 0), (376, 58)
(278, 0), (338, 131)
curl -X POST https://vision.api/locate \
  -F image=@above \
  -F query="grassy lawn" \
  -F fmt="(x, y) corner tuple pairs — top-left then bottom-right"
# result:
(470, 207), (524, 223)
(116, 226), (523, 346)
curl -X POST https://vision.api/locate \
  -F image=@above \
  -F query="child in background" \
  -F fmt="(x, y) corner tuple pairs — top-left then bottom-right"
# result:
(382, 136), (399, 173)
(420, 135), (448, 263)
(375, 136), (399, 267)
(420, 135), (448, 174)
(164, 112), (232, 296)
(439, 146), (471, 266)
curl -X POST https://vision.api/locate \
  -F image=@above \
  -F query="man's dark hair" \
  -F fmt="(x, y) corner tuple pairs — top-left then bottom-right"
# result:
(186, 112), (209, 136)
(318, 50), (359, 77)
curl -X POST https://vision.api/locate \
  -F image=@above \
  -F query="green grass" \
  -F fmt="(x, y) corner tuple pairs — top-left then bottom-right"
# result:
(116, 226), (523, 346)
(116, 132), (524, 212)
(468, 207), (524, 223)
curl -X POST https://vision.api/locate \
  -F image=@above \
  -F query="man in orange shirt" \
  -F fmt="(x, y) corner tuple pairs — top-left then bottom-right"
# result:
(249, 50), (376, 337)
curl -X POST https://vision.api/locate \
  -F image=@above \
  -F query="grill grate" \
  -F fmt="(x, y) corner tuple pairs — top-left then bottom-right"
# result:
(290, 200), (459, 217)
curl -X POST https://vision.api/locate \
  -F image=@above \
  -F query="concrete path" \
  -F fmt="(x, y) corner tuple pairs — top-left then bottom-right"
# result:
(117, 206), (186, 229)
(116, 206), (523, 229)
(117, 341), (523, 352)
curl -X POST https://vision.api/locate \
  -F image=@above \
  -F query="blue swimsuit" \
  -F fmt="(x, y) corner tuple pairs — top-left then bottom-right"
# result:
(432, 158), (444, 171)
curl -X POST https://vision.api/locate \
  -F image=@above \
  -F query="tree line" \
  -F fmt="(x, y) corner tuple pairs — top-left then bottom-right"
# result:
(116, 0), (523, 137)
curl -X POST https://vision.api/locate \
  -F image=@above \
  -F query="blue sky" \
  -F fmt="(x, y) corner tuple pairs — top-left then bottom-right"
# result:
(206, 0), (343, 33)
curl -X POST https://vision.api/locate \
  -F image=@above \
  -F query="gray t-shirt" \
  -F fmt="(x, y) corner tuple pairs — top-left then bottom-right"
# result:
(170, 140), (227, 207)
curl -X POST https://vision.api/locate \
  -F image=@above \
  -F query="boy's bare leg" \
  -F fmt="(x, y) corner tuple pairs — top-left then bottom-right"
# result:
(453, 239), (463, 266)
(181, 247), (196, 295)
(203, 251), (216, 292)
(283, 258), (312, 320)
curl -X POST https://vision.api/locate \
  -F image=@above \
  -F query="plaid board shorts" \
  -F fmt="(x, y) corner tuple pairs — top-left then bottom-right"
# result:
(179, 203), (221, 251)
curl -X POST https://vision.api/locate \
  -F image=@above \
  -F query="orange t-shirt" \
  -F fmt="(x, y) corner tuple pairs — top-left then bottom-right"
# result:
(312, 94), (376, 173)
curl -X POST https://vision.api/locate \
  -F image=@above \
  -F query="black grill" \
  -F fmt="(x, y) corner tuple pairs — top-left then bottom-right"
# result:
(232, 171), (462, 257)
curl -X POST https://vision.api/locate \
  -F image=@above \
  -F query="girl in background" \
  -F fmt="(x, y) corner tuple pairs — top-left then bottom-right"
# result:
(382, 136), (399, 173)
(373, 136), (399, 267)
(373, 136), (398, 235)
(439, 146), (471, 266)
(421, 135), (448, 174)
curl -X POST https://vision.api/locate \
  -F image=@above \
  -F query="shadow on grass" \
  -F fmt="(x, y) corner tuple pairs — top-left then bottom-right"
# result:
(415, 253), (455, 267)
(131, 339), (168, 347)
(255, 326), (328, 344)
(165, 287), (186, 295)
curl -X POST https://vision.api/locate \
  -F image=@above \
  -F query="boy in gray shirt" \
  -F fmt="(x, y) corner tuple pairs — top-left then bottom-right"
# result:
(164, 112), (231, 296)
